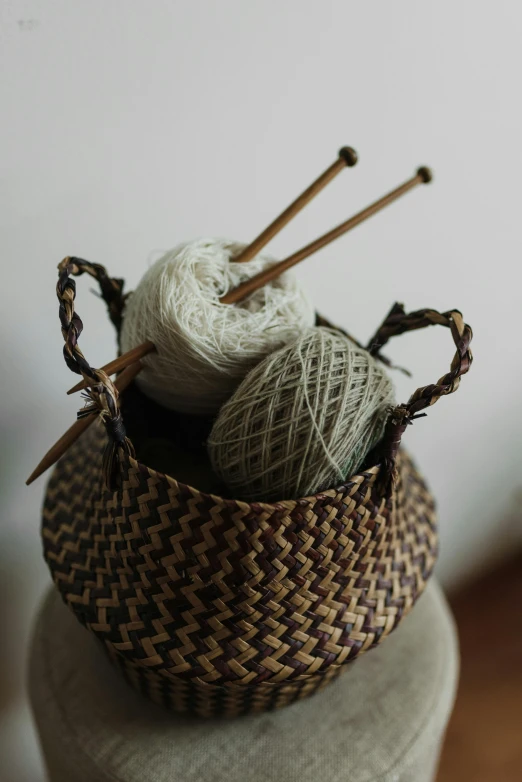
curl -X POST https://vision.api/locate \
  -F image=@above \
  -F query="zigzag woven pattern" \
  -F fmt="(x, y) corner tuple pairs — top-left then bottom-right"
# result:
(41, 421), (437, 716)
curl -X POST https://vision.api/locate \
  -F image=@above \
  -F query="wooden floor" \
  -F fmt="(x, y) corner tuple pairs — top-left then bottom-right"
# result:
(437, 554), (522, 782)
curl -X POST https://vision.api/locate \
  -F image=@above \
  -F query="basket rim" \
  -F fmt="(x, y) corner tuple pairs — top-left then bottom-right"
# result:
(126, 441), (385, 511)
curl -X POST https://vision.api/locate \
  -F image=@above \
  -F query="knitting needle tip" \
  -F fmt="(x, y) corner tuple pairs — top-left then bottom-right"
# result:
(417, 166), (433, 184)
(27, 360), (143, 485)
(338, 147), (358, 167)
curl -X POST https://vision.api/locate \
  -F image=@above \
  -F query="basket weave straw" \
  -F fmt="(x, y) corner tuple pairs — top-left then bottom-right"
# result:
(41, 259), (473, 718)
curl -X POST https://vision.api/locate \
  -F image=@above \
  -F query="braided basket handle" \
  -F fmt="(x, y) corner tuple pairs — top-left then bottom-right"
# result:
(56, 257), (133, 490)
(367, 302), (473, 484)
(59, 257), (127, 331)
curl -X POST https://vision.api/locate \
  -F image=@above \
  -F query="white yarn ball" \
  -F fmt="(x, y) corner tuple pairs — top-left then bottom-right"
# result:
(120, 238), (314, 414)
(207, 327), (395, 501)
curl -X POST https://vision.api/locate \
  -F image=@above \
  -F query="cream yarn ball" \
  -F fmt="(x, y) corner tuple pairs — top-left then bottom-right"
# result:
(120, 238), (314, 414)
(207, 327), (395, 501)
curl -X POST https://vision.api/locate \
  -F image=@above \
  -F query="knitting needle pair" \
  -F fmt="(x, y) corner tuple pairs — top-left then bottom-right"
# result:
(68, 155), (431, 393)
(27, 148), (431, 485)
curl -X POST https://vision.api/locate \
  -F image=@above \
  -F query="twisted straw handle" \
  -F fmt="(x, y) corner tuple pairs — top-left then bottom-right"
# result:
(367, 302), (473, 485)
(56, 257), (134, 490)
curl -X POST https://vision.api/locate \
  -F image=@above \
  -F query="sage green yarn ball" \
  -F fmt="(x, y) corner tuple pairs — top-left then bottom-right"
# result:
(207, 327), (395, 501)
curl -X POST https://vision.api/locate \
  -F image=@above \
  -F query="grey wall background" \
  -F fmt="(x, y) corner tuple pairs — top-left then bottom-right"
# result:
(1, 1), (521, 779)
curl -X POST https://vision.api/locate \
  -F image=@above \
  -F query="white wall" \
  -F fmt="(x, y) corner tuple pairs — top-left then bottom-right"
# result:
(1, 1), (521, 779)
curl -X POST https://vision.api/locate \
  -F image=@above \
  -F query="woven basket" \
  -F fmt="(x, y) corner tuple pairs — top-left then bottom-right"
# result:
(41, 259), (472, 718)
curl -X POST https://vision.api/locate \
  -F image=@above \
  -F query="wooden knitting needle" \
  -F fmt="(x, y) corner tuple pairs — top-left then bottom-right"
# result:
(220, 167), (433, 305)
(232, 146), (358, 264)
(26, 360), (143, 485)
(67, 166), (432, 391)
(67, 340), (155, 395)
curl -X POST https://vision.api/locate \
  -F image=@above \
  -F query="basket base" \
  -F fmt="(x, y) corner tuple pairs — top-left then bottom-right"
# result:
(106, 644), (343, 718)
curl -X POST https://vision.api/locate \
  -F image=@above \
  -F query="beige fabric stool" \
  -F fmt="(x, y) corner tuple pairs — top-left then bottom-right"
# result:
(29, 581), (458, 782)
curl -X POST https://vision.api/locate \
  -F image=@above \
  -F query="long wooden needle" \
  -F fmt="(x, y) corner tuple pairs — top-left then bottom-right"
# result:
(220, 167), (432, 305)
(67, 340), (155, 395)
(26, 360), (143, 486)
(232, 146), (358, 264)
